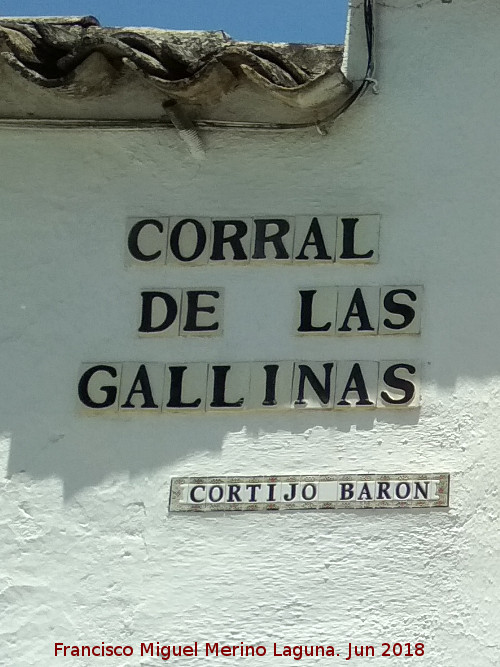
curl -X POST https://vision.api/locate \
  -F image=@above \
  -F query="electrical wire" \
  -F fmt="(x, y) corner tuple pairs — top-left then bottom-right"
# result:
(165, 0), (376, 134)
(0, 1), (375, 134)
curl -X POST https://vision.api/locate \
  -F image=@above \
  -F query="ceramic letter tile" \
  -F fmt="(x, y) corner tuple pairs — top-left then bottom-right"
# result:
(410, 479), (433, 505)
(277, 475), (301, 508)
(295, 287), (337, 336)
(298, 476), (320, 509)
(180, 288), (224, 337)
(170, 477), (190, 512)
(392, 478), (413, 504)
(429, 479), (442, 502)
(263, 479), (282, 508)
(292, 361), (335, 409)
(77, 363), (122, 413)
(355, 480), (376, 503)
(207, 363), (251, 410)
(293, 215), (337, 263)
(205, 479), (227, 508)
(248, 361), (294, 410)
(167, 216), (212, 266)
(138, 288), (182, 337)
(224, 477), (247, 511)
(242, 478), (267, 504)
(119, 362), (165, 411)
(377, 360), (421, 408)
(176, 482), (190, 505)
(318, 481), (338, 502)
(250, 217), (294, 263)
(336, 286), (380, 335)
(336, 214), (380, 264)
(125, 217), (168, 266)
(163, 362), (208, 412)
(334, 360), (379, 409)
(208, 218), (252, 264)
(379, 285), (423, 334)
(187, 479), (208, 511)
(169, 478), (190, 512)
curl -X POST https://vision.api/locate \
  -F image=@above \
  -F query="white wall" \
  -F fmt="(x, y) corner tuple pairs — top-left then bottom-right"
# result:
(1, 0), (499, 664)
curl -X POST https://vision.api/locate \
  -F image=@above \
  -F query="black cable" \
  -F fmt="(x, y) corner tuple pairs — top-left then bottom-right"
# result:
(165, 0), (376, 133)
(0, 2), (376, 133)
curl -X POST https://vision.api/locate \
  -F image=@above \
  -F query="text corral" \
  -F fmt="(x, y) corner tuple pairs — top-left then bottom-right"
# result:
(126, 215), (380, 265)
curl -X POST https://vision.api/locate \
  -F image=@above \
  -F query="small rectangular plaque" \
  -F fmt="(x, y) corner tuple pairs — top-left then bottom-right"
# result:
(169, 473), (449, 513)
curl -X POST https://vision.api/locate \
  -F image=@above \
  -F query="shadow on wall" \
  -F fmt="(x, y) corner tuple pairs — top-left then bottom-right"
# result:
(5, 406), (420, 499)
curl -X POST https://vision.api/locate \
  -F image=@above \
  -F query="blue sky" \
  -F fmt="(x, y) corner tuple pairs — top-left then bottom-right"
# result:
(1, 1), (349, 44)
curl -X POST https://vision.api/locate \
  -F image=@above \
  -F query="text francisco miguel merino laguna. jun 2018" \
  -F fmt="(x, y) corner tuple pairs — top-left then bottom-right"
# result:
(54, 640), (426, 660)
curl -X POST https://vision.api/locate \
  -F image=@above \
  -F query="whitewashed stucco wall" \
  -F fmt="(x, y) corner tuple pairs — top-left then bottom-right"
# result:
(1, 0), (500, 664)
